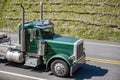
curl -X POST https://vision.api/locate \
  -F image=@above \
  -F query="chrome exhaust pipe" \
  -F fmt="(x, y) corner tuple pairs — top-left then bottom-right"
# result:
(40, 1), (43, 21)
(20, 4), (26, 52)
(21, 4), (25, 28)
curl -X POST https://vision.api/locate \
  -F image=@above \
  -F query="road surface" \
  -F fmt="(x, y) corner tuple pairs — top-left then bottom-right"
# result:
(0, 33), (120, 80)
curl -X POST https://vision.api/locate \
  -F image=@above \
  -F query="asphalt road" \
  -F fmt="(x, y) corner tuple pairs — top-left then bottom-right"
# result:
(0, 33), (120, 80)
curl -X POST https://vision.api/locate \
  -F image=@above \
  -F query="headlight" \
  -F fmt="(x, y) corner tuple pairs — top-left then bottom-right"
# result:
(68, 55), (75, 61)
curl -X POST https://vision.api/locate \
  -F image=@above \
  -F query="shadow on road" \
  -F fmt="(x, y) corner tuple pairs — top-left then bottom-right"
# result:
(0, 59), (108, 80)
(72, 64), (108, 80)
(0, 59), (46, 73)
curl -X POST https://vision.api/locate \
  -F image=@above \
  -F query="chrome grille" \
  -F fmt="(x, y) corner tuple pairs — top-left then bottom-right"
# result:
(76, 42), (83, 60)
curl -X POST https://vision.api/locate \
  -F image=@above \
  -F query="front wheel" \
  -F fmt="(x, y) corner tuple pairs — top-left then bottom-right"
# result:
(51, 60), (70, 77)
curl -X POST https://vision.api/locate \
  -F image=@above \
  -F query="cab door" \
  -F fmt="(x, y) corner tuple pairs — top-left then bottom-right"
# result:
(26, 29), (40, 53)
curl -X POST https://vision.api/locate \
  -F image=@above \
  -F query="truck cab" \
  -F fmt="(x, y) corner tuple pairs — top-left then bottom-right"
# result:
(18, 19), (86, 77)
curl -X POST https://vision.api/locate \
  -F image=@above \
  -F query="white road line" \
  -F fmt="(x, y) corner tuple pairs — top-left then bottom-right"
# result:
(0, 70), (47, 80)
(85, 42), (120, 48)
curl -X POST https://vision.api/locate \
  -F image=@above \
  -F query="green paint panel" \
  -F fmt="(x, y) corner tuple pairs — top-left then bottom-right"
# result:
(44, 36), (79, 63)
(52, 36), (78, 44)
(27, 39), (39, 53)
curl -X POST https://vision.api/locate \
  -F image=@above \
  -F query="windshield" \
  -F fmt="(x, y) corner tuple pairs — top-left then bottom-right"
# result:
(41, 28), (54, 39)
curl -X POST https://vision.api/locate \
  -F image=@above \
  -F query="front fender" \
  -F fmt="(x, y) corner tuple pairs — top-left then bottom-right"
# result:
(46, 54), (71, 70)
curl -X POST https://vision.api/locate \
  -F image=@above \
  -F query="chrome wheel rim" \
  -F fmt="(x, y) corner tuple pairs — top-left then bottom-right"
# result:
(54, 63), (65, 75)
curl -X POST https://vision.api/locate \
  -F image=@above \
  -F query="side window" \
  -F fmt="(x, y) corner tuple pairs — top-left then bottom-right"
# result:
(28, 29), (37, 41)
(42, 29), (49, 37)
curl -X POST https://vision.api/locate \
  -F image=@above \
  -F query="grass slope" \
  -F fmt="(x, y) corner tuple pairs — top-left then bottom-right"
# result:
(0, 0), (120, 41)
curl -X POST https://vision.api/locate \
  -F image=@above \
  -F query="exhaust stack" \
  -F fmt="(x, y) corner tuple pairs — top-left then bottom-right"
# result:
(40, 1), (43, 21)
(20, 4), (26, 52)
(21, 4), (25, 28)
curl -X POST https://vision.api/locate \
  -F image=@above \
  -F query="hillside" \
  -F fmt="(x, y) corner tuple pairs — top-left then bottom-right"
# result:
(0, 0), (120, 41)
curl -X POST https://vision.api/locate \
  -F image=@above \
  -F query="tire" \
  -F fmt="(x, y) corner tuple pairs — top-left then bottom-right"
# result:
(51, 60), (70, 77)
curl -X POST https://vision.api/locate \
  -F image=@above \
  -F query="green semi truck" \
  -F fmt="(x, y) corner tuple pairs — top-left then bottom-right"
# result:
(0, 2), (86, 77)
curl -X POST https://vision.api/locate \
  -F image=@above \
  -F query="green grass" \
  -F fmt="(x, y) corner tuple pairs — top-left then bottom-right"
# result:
(0, 0), (120, 42)
(54, 21), (120, 41)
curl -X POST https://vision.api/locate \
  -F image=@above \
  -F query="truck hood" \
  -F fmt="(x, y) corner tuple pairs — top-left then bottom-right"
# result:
(46, 36), (81, 45)
(45, 36), (84, 62)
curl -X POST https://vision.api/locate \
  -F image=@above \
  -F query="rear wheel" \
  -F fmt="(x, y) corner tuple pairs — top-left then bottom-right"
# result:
(51, 60), (70, 77)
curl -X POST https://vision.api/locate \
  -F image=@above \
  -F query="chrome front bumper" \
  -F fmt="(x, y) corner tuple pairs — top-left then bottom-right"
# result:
(70, 54), (86, 76)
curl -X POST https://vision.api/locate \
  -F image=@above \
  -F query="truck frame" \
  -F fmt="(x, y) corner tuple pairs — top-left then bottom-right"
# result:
(0, 1), (86, 77)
